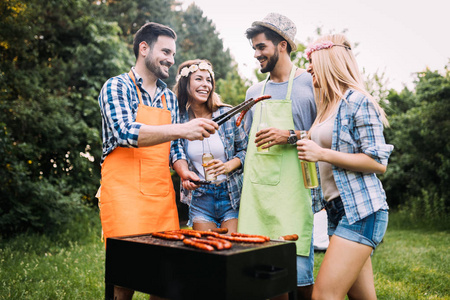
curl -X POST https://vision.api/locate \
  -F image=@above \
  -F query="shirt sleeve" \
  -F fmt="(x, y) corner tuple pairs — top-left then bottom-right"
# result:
(354, 96), (394, 166)
(99, 76), (142, 148)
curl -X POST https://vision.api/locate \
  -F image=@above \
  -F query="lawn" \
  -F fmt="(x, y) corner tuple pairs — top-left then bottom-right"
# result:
(0, 211), (448, 299)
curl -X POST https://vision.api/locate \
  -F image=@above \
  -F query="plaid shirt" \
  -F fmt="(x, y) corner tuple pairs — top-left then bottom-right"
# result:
(311, 89), (394, 224)
(179, 106), (248, 209)
(98, 67), (185, 164)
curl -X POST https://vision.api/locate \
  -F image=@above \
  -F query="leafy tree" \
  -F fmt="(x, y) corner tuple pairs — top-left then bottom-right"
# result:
(171, 4), (233, 88)
(0, 0), (132, 235)
(381, 65), (450, 219)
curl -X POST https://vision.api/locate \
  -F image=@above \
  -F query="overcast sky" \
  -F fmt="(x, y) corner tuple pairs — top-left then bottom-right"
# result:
(181, 0), (449, 91)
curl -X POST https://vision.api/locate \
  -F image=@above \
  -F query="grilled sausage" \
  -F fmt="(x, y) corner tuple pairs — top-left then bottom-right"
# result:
(210, 228), (228, 234)
(219, 235), (266, 243)
(231, 232), (270, 241)
(166, 229), (202, 238)
(279, 234), (299, 241)
(191, 230), (220, 237)
(183, 238), (215, 251)
(152, 232), (185, 240)
(189, 238), (224, 250)
(206, 236), (233, 249)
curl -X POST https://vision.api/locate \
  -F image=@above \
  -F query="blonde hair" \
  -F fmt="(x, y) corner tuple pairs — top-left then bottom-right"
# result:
(309, 34), (388, 128)
(173, 59), (230, 115)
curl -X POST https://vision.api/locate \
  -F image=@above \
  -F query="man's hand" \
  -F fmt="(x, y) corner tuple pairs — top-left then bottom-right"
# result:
(182, 118), (218, 141)
(255, 128), (290, 149)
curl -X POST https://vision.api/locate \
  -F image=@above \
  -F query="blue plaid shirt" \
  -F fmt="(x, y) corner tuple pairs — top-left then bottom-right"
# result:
(179, 106), (248, 209)
(98, 67), (185, 164)
(311, 89), (394, 224)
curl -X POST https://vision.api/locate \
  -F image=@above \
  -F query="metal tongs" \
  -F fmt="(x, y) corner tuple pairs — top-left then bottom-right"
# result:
(212, 95), (271, 126)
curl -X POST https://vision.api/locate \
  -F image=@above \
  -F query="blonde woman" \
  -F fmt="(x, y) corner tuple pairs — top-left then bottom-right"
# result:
(297, 34), (393, 300)
(173, 59), (247, 233)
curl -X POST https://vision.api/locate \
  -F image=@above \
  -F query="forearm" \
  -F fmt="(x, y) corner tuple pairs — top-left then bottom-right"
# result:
(137, 123), (184, 147)
(172, 159), (191, 180)
(224, 157), (242, 174)
(320, 149), (387, 174)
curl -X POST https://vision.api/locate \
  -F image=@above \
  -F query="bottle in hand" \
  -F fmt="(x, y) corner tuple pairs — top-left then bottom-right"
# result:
(300, 130), (319, 189)
(202, 152), (216, 181)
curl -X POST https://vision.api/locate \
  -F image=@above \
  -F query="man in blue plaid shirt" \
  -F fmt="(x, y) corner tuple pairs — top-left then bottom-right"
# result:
(98, 22), (218, 300)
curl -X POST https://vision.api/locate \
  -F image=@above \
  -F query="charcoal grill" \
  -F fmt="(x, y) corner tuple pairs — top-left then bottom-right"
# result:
(105, 233), (297, 300)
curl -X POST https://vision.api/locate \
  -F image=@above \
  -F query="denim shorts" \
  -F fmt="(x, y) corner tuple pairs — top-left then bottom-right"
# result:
(296, 234), (315, 286)
(187, 181), (239, 227)
(325, 197), (388, 249)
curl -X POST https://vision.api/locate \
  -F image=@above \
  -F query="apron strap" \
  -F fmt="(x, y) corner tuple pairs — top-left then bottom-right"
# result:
(128, 70), (168, 110)
(261, 65), (297, 100)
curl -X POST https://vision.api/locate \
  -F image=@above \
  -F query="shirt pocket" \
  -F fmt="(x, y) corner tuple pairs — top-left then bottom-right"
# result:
(249, 153), (282, 186)
(339, 120), (358, 151)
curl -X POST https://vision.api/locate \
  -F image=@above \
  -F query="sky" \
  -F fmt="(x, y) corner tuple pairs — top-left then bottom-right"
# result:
(181, 0), (450, 91)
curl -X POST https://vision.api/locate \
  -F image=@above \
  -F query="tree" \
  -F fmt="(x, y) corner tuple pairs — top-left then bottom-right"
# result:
(0, 0), (132, 235)
(170, 4), (233, 88)
(381, 65), (450, 219)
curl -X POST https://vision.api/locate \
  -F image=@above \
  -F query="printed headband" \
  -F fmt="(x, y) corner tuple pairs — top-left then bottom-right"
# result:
(305, 41), (351, 60)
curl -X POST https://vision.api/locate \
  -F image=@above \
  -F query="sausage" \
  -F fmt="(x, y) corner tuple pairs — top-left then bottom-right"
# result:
(231, 232), (270, 241)
(209, 228), (228, 234)
(279, 234), (299, 241)
(219, 235), (266, 243)
(189, 238), (224, 250)
(152, 232), (185, 240)
(183, 238), (215, 251)
(191, 230), (220, 237)
(236, 109), (249, 127)
(166, 229), (202, 238)
(206, 236), (233, 249)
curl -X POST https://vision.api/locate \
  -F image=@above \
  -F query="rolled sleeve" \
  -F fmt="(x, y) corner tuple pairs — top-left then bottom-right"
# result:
(353, 95), (394, 165)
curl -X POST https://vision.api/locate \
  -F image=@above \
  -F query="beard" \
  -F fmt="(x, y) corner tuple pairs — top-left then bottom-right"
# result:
(260, 48), (279, 73)
(145, 55), (170, 79)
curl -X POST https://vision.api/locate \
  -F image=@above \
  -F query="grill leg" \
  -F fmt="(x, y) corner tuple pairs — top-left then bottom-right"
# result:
(105, 283), (114, 300)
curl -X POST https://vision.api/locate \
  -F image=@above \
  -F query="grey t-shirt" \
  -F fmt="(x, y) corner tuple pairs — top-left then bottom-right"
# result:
(243, 71), (316, 133)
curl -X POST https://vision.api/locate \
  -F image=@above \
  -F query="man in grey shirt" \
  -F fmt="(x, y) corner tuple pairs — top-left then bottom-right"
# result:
(237, 13), (316, 300)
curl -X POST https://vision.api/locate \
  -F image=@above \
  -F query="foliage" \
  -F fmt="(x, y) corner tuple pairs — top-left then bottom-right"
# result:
(381, 66), (450, 220)
(0, 0), (132, 235)
(169, 3), (233, 88)
(0, 0), (236, 237)
(216, 64), (251, 106)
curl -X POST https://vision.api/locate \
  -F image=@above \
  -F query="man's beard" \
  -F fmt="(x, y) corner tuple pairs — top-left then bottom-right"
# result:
(260, 48), (279, 73)
(145, 55), (170, 79)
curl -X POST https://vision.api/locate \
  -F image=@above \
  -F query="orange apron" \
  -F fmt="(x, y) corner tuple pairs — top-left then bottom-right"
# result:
(99, 71), (179, 242)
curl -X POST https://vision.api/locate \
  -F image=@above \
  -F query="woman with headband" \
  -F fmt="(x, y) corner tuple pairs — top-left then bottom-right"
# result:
(297, 34), (393, 299)
(173, 59), (247, 233)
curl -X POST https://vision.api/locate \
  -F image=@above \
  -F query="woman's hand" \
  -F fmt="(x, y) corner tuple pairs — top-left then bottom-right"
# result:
(297, 139), (323, 162)
(205, 157), (241, 178)
(297, 139), (387, 174)
(204, 159), (228, 177)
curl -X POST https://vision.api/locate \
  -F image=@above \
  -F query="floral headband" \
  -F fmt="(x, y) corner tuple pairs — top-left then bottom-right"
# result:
(176, 62), (215, 81)
(304, 41), (351, 60)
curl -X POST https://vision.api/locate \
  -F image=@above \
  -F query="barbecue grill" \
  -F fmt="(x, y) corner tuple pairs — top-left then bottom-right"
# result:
(105, 233), (297, 300)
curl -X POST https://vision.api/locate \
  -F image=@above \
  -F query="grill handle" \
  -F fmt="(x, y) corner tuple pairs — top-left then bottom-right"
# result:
(253, 265), (288, 280)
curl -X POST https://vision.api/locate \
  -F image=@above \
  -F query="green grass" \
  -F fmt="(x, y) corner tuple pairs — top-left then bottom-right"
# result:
(0, 211), (448, 299)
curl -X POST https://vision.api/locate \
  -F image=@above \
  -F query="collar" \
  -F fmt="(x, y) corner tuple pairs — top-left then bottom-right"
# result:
(131, 67), (167, 90)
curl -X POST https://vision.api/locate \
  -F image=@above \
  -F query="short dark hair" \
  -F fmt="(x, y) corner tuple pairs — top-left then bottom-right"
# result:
(133, 22), (177, 59)
(245, 25), (292, 54)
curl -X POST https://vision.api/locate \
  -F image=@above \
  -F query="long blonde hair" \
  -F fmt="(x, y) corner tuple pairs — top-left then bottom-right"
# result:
(309, 34), (388, 128)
